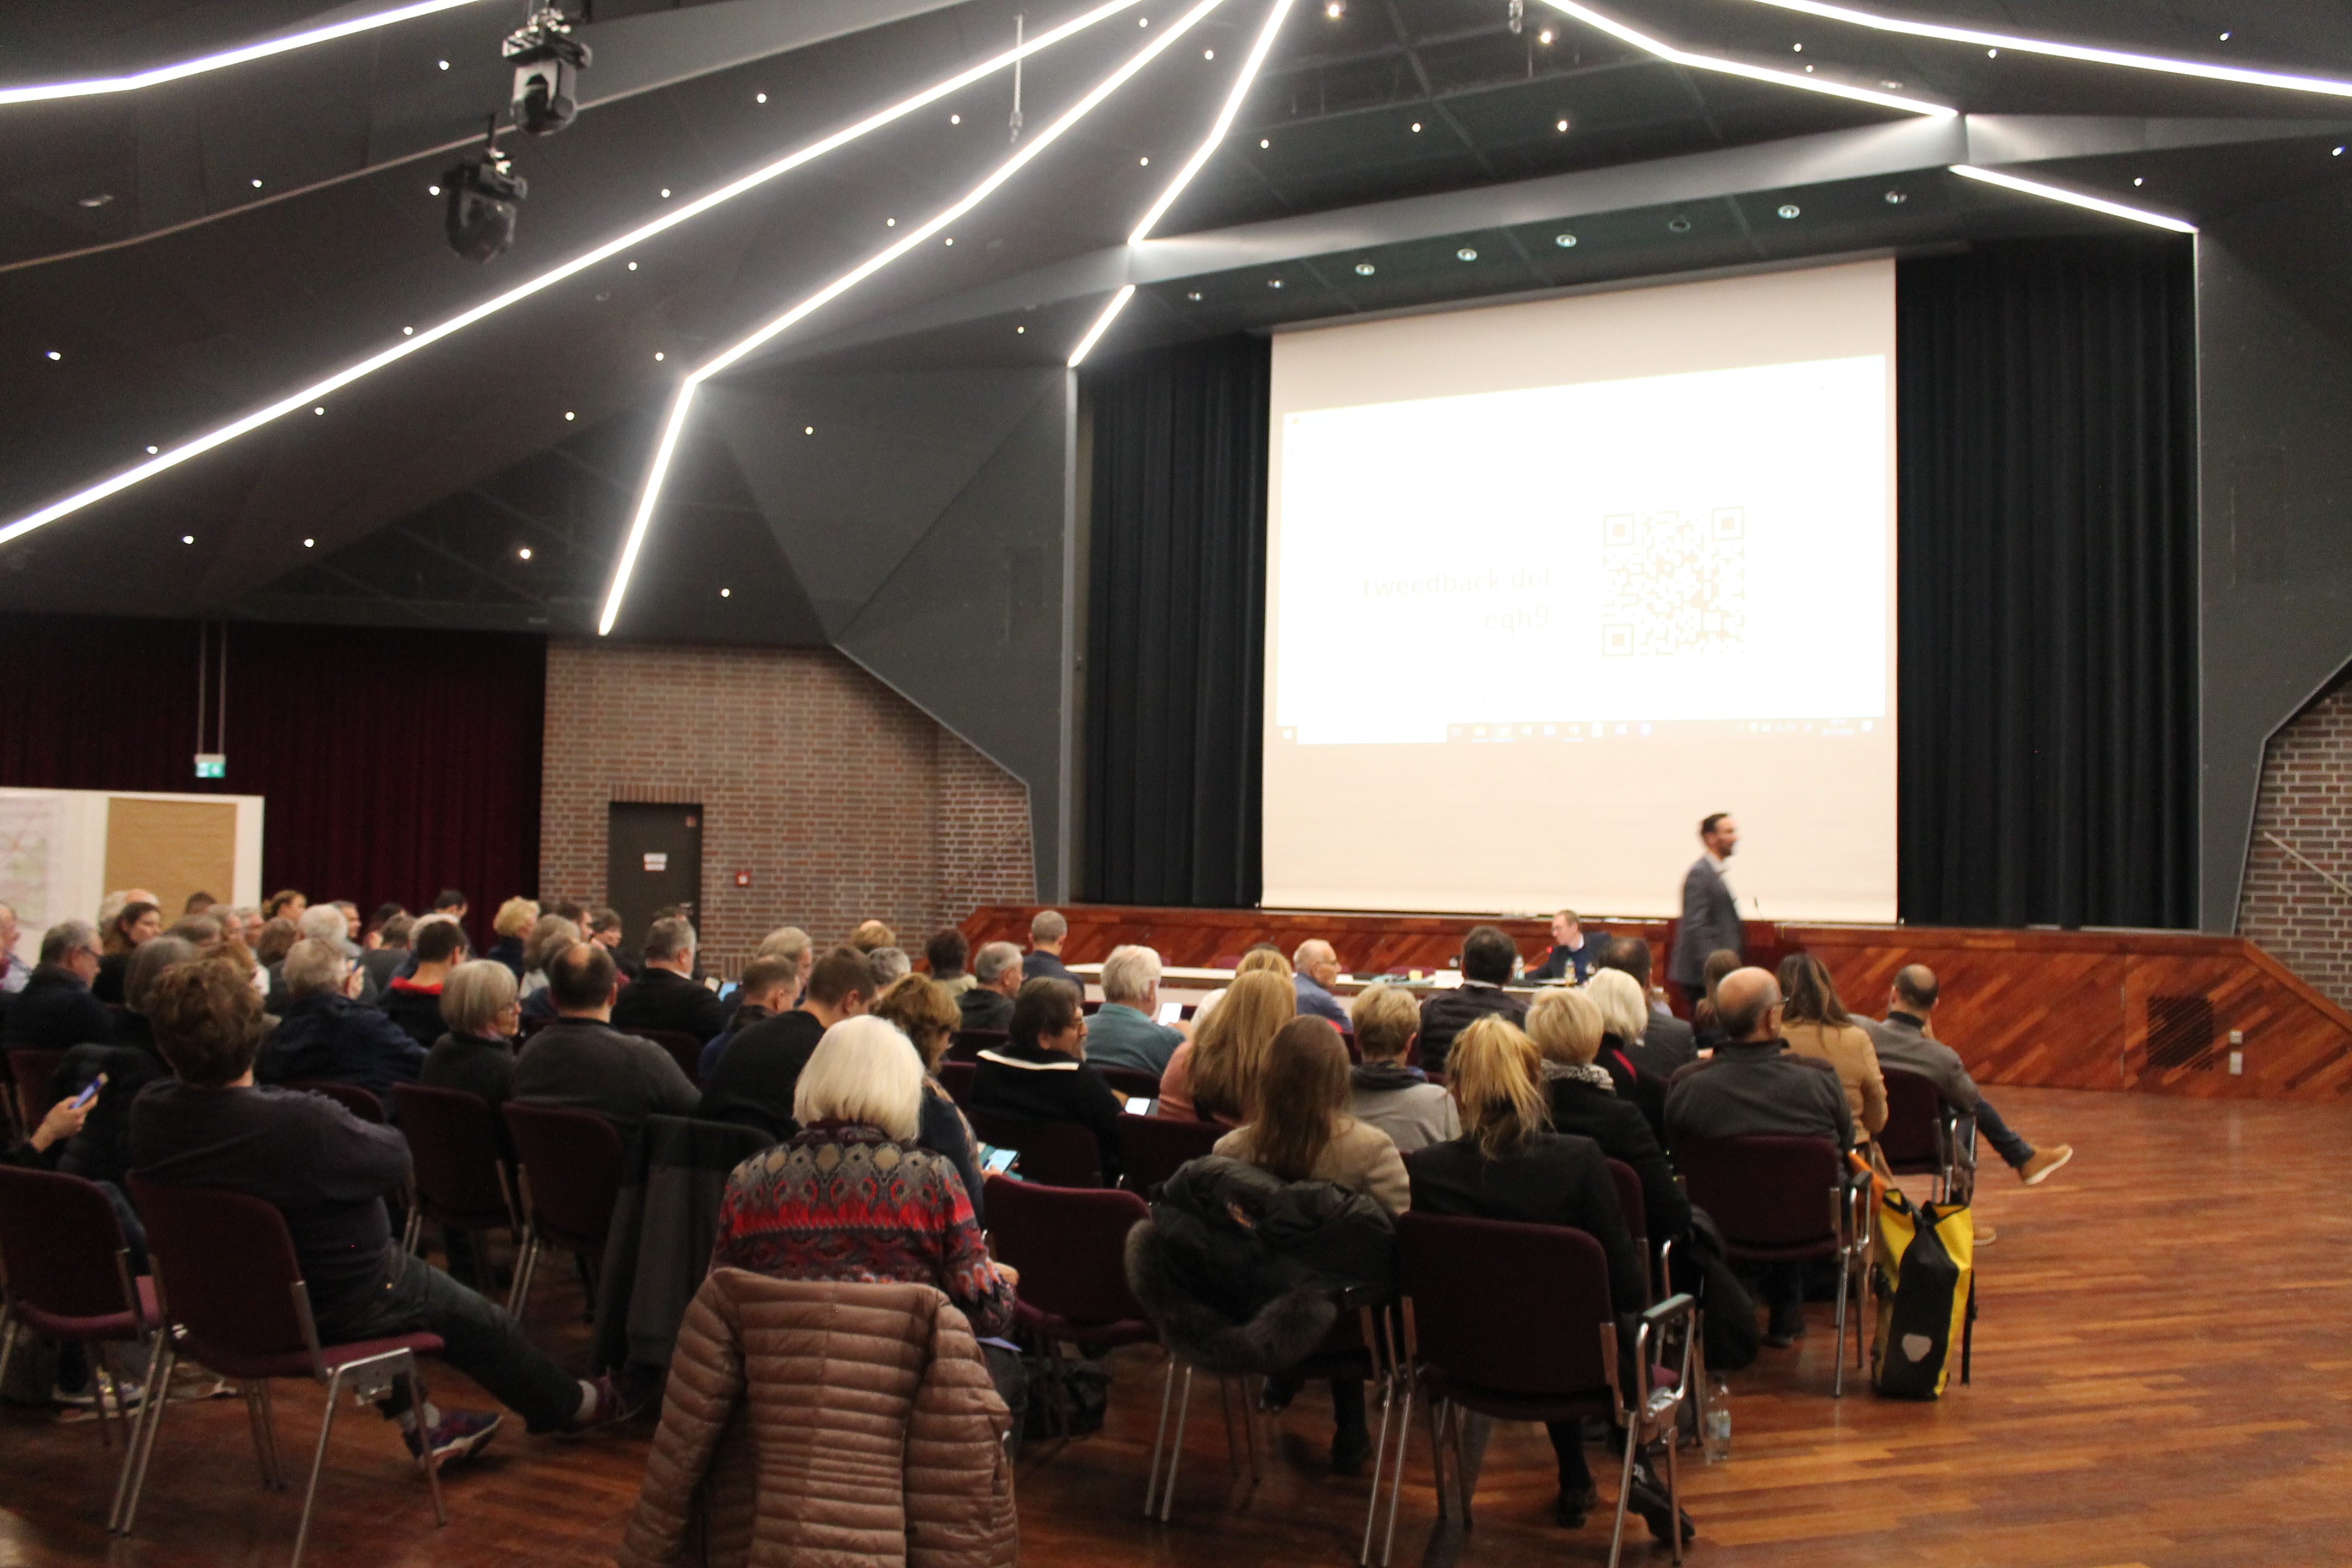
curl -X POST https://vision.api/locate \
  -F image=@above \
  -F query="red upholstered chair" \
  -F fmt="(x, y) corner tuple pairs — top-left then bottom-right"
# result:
(1604, 1158), (1653, 1303)
(1093, 1065), (1162, 1103)
(9, 1048), (66, 1136)
(500, 1102), (624, 1316)
(119, 1177), (447, 1567)
(936, 1060), (977, 1105)
(1677, 1134), (1870, 1395)
(982, 1177), (1154, 1436)
(946, 1028), (1008, 1063)
(1393, 1212), (1693, 1568)
(1114, 1112), (1221, 1197)
(280, 1079), (386, 1124)
(0, 1166), (156, 1527)
(389, 1084), (519, 1272)
(630, 1028), (707, 1087)
(964, 1108), (1102, 1189)
(1879, 1068), (1977, 1204)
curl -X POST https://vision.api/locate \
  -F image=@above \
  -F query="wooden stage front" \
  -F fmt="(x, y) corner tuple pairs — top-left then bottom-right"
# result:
(6, 1085), (2345, 1566)
(961, 906), (2352, 1103)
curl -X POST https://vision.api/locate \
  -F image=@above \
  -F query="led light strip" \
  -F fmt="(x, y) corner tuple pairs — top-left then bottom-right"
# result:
(1950, 164), (2197, 233)
(0, 0), (491, 106)
(1539, 0), (1955, 117)
(1130, 0), (1295, 242)
(1067, 285), (1137, 366)
(597, 0), (1231, 634)
(1732, 0), (2352, 100)
(0, 0), (1142, 550)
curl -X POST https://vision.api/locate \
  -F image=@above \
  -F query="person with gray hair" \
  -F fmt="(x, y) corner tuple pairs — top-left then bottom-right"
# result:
(957, 940), (1024, 1032)
(867, 945), (912, 993)
(1291, 938), (1351, 1028)
(611, 914), (727, 1043)
(1085, 944), (1184, 1076)
(266, 903), (380, 1011)
(1, 919), (112, 1052)
(258, 938), (427, 1107)
(422, 959), (524, 1116)
(1024, 909), (1076, 987)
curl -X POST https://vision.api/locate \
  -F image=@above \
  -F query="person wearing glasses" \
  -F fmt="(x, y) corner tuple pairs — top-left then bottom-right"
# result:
(1, 920), (116, 1052)
(256, 938), (426, 1108)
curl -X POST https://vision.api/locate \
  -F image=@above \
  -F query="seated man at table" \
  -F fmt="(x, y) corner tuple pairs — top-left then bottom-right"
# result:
(1417, 925), (1527, 1076)
(1525, 908), (1596, 984)
(131, 959), (636, 1458)
(509, 942), (699, 1134)
(1664, 967), (1852, 1346)
(957, 941), (1023, 1032)
(1082, 944), (1185, 1078)
(968, 978), (1123, 1182)
(1861, 964), (2072, 1188)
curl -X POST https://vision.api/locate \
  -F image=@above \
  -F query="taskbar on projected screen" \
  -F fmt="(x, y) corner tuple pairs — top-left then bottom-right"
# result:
(1273, 717), (1888, 746)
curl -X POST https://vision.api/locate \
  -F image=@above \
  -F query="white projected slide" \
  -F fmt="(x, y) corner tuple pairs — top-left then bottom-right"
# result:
(1262, 262), (1898, 922)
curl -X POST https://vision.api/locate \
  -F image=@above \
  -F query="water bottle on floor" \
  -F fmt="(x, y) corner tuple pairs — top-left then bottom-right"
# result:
(1702, 1378), (1732, 1462)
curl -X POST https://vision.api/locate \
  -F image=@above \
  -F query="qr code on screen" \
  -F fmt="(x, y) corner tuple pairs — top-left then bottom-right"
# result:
(1599, 508), (1746, 658)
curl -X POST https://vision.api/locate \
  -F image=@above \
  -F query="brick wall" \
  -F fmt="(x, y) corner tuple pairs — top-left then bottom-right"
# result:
(540, 640), (1035, 966)
(2237, 669), (2352, 1009)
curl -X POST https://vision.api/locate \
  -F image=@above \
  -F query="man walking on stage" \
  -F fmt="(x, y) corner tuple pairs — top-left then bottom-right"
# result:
(1668, 813), (1744, 997)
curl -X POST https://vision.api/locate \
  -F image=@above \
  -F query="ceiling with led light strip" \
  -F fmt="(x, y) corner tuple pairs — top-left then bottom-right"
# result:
(1, 0), (2349, 633)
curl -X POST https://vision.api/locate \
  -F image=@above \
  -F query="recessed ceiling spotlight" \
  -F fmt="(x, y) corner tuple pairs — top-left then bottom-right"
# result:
(313, 405), (325, 415)
(1778, 203), (1800, 217)
(438, 59), (450, 70)
(403, 325), (415, 334)
(627, 260), (638, 270)
(519, 547), (533, 559)
(1792, 41), (1802, 50)
(564, 411), (576, 420)
(1885, 188), (1907, 203)
(1204, 48), (1214, 58)
(886, 217), (896, 226)
(2219, 31), (2231, 41)
(1881, 79), (1905, 88)
(1140, 155), (1150, 165)
(950, 113), (961, 123)
(2133, 176), (2144, 186)
(2337, 146), (2346, 155)
(660, 188), (671, 198)
(181, 535), (194, 544)
(1409, 121), (1423, 132)
(755, 92), (767, 103)
(44, 350), (60, 361)
(654, 351), (665, 361)
(1355, 261), (1375, 275)
(804, 426), (814, 434)
(1804, 64), (1814, 72)
(1668, 215), (1692, 232)
(1987, 47), (1997, 57)
(1554, 232), (1577, 246)
(77, 193), (114, 208)
(1456, 246), (1478, 260)
(249, 178), (263, 188)
(427, 183), (441, 195)
(1555, 117), (1570, 130)
(302, 537), (315, 548)
(1016, 324), (1026, 333)
(1139, 14), (1148, 23)
(1325, 0), (1343, 16)
(1186, 290), (1202, 300)
(720, 587), (731, 597)
(146, 445), (159, 454)
(1538, 28), (1554, 43)
(943, 236), (954, 244)
(1267, 277), (1284, 288)
(1260, 137), (1271, 148)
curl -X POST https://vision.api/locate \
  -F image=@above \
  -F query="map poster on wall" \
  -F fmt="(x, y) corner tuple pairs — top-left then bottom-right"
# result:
(0, 793), (66, 939)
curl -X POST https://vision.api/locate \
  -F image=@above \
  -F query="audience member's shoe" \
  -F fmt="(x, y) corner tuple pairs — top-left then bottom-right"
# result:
(54, 1377), (145, 1414)
(1555, 1478), (1599, 1527)
(1628, 1461), (1696, 1545)
(2018, 1145), (2073, 1186)
(1762, 1305), (1806, 1347)
(1258, 1375), (1299, 1414)
(565, 1373), (646, 1435)
(405, 1409), (503, 1465)
(1974, 1224), (1997, 1245)
(1330, 1422), (1373, 1477)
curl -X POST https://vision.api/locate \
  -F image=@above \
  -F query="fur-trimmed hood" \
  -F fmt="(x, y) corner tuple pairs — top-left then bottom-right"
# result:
(1125, 1219), (1337, 1374)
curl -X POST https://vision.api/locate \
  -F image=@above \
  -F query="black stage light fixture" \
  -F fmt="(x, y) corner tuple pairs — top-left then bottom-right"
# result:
(505, 5), (591, 135)
(443, 124), (527, 262)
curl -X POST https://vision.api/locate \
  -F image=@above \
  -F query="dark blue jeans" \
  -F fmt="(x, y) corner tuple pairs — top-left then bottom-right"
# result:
(316, 1249), (581, 1433)
(1972, 1096), (2034, 1168)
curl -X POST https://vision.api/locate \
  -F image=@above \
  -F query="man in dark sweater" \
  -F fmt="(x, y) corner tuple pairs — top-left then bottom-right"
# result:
(1663, 966), (1852, 1344)
(968, 978), (1123, 1182)
(258, 939), (427, 1106)
(1524, 908), (1597, 984)
(698, 947), (870, 1139)
(1, 921), (115, 1052)
(511, 942), (699, 1133)
(957, 941), (1023, 1032)
(129, 959), (634, 1459)
(1416, 925), (1528, 1076)
(610, 915), (728, 1043)
(1021, 910), (1078, 987)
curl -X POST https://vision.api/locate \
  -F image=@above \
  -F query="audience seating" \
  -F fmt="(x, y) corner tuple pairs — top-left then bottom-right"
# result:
(964, 1108), (1101, 1188)
(1603, 1158), (1653, 1303)
(0, 1166), (156, 1528)
(1093, 1065), (1162, 1102)
(8, 1048), (65, 1135)
(501, 1103), (625, 1317)
(982, 1177), (1155, 1436)
(1393, 1211), (1692, 1568)
(280, 1080), (385, 1124)
(1678, 1134), (1870, 1396)
(389, 1084), (519, 1275)
(1114, 1113), (1221, 1196)
(121, 1177), (447, 1568)
(937, 1060), (976, 1105)
(946, 1029), (1007, 1063)
(1879, 1068), (1978, 1204)
(631, 1028), (708, 1087)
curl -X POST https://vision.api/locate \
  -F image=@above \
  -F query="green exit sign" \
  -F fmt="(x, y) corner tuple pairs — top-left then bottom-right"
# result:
(194, 754), (226, 780)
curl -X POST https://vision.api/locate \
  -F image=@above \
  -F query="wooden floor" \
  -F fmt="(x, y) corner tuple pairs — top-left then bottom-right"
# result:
(6, 1085), (2347, 1567)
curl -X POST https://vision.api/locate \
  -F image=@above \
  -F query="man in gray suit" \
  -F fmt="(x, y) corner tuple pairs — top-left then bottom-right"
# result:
(1668, 812), (1743, 993)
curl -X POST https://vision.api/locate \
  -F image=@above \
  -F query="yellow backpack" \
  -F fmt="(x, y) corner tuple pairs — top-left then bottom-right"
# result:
(1870, 1186), (1975, 1399)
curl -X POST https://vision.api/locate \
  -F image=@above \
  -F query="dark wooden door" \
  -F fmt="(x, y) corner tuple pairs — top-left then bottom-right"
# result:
(606, 802), (702, 963)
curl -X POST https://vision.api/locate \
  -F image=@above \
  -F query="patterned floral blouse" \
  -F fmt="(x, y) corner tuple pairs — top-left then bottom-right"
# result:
(711, 1119), (1015, 1338)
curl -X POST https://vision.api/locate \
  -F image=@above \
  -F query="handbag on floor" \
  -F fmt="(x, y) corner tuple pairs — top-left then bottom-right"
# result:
(1869, 1185), (1975, 1399)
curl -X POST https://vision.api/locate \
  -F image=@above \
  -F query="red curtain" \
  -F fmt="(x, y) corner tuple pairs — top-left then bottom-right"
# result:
(0, 613), (545, 951)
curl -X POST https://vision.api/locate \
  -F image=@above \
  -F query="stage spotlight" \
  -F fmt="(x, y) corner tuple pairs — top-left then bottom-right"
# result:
(443, 132), (527, 262)
(504, 6), (591, 135)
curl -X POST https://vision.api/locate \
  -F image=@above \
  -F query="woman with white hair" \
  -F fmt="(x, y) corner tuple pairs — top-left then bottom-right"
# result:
(710, 1016), (1017, 1339)
(1582, 967), (1672, 1142)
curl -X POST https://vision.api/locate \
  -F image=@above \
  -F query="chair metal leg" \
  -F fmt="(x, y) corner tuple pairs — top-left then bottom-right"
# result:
(1144, 1356), (1182, 1516)
(242, 1382), (284, 1488)
(113, 1339), (176, 1536)
(1425, 1396), (1452, 1520)
(507, 1235), (539, 1316)
(400, 1204), (423, 1257)
(407, 1360), (448, 1527)
(1832, 1254), (1849, 1398)
(290, 1370), (345, 1568)
(1157, 1366), (1195, 1523)
(1375, 1376), (1413, 1567)
(0, 1311), (16, 1409)
(1663, 1408), (1685, 1566)
(1604, 1414), (1641, 1568)
(1359, 1368), (1398, 1566)
(1449, 1403), (1476, 1532)
(1238, 1378), (1261, 1485)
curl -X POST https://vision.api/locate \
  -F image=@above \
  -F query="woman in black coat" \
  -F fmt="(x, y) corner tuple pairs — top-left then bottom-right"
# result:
(1524, 988), (1692, 1248)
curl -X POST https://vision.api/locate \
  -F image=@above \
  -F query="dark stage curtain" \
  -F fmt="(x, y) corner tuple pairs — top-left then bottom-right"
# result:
(1897, 236), (2198, 928)
(0, 614), (545, 950)
(1081, 334), (1268, 907)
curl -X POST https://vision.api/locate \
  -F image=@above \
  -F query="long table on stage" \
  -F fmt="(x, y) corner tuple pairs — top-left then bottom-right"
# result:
(957, 905), (2352, 1103)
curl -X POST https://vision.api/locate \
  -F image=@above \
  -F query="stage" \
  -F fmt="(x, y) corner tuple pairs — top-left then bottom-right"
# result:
(959, 906), (2352, 1103)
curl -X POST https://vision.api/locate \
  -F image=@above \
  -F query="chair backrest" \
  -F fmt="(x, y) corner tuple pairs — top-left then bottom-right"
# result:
(502, 1101), (625, 1251)
(1877, 1069), (1946, 1171)
(281, 1079), (385, 1124)
(1604, 1157), (1646, 1249)
(389, 1084), (513, 1228)
(946, 1029), (1006, 1063)
(0, 1165), (135, 1321)
(9, 1048), (66, 1129)
(1398, 1211), (1614, 1396)
(936, 1060), (976, 1105)
(983, 1176), (1148, 1327)
(634, 1028), (707, 1086)
(1093, 1065), (1161, 1102)
(127, 1175), (311, 1359)
(1676, 1135), (1844, 1250)
(963, 1108), (1101, 1188)
(1114, 1112), (1222, 1195)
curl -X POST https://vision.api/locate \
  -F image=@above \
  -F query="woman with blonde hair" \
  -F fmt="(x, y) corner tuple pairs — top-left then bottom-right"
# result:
(1525, 987), (1689, 1246)
(1186, 943), (1294, 1030)
(1407, 1015), (1663, 1534)
(867, 972), (990, 1223)
(1776, 954), (1886, 1141)
(1155, 968), (1293, 1124)
(487, 897), (540, 976)
(1582, 967), (1671, 1140)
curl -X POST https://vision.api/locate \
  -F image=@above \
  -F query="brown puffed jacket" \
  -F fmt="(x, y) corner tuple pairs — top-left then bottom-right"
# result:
(618, 1268), (1017, 1568)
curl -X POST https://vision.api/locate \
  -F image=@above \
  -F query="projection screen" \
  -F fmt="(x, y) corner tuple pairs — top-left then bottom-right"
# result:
(1263, 260), (1898, 922)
